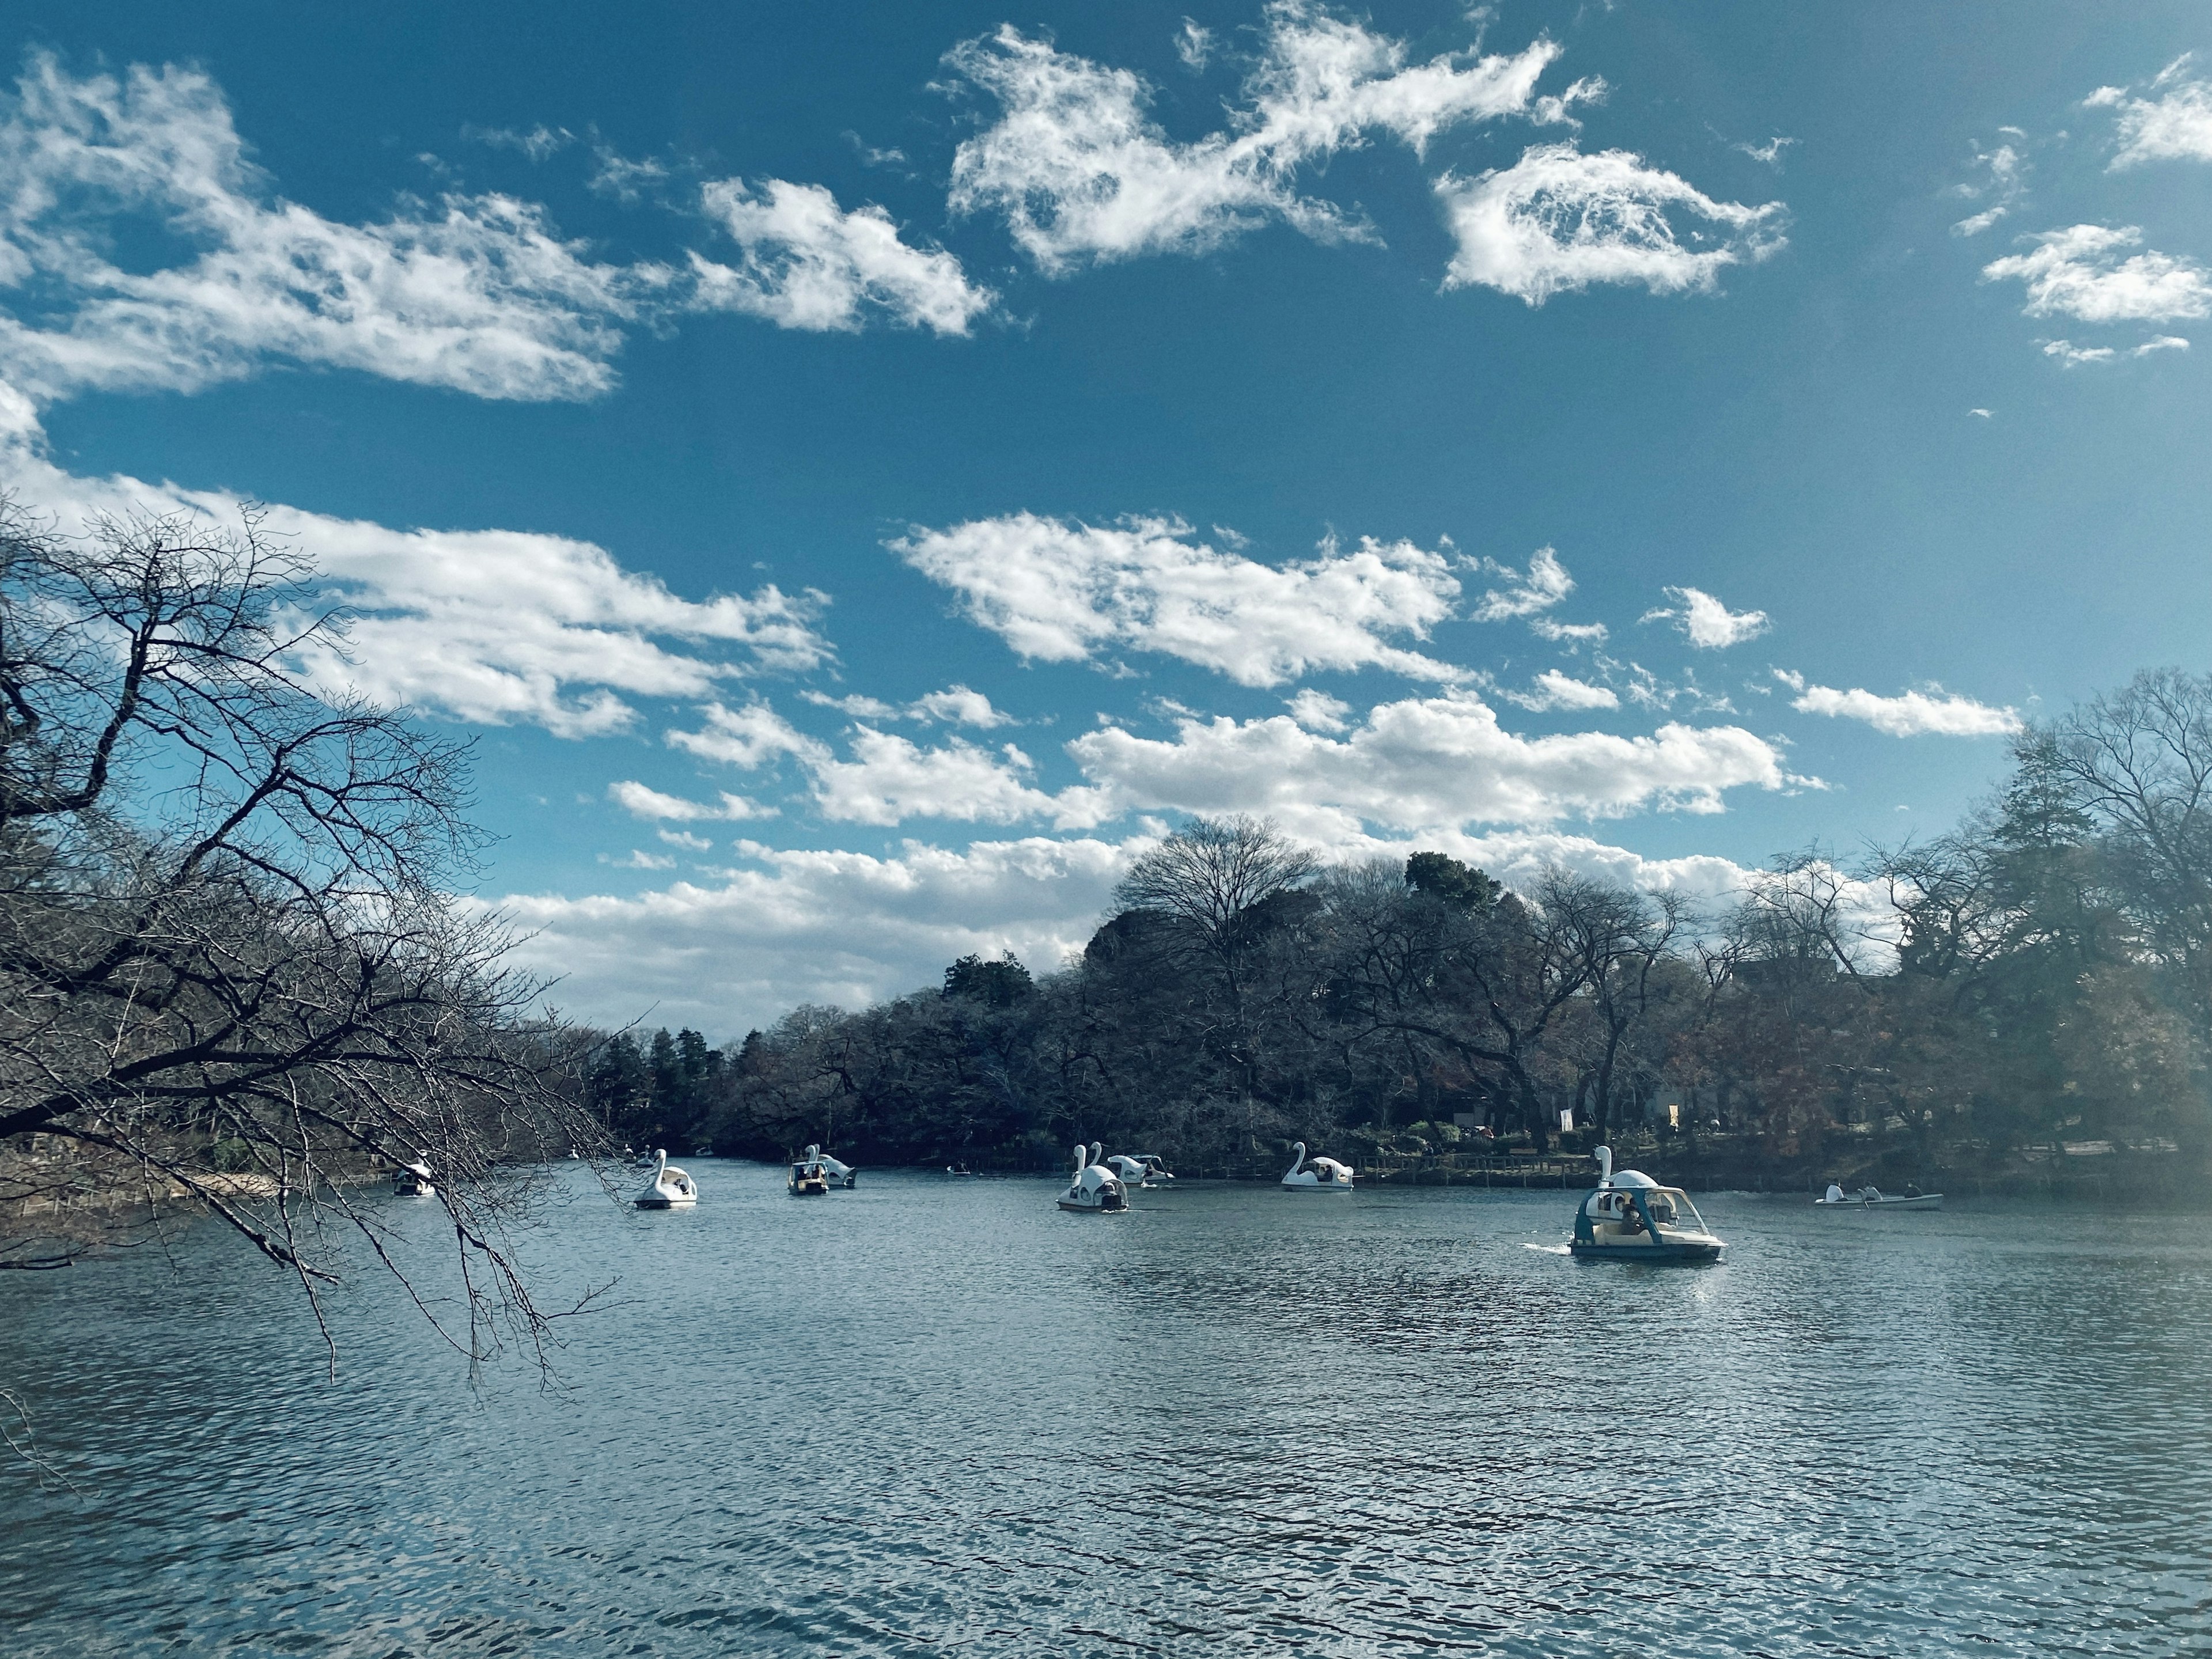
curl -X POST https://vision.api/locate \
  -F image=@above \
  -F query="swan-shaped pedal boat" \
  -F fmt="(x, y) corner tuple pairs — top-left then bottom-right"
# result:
(819, 1152), (857, 1188)
(1571, 1146), (1723, 1262)
(1106, 1153), (1175, 1187)
(789, 1145), (831, 1196)
(1056, 1143), (1128, 1213)
(634, 1149), (699, 1209)
(392, 1161), (435, 1198)
(1282, 1142), (1354, 1190)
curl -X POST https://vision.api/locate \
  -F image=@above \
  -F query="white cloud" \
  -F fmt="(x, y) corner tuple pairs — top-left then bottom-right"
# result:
(1066, 692), (1793, 842)
(1968, 407), (1993, 417)
(691, 178), (995, 335)
(1982, 225), (2212, 324)
(0, 55), (660, 404)
(804, 684), (1018, 728)
(657, 828), (713, 851)
(2094, 55), (2212, 169)
(1782, 675), (2021, 737)
(472, 124), (575, 163)
(588, 146), (672, 204)
(1641, 586), (1768, 649)
(1176, 19), (1215, 73)
(2043, 335), (2190, 365)
(1503, 668), (1618, 711)
(0, 389), (832, 737)
(911, 684), (1016, 727)
(1531, 618), (1609, 643)
(1734, 136), (1797, 168)
(665, 700), (831, 770)
(496, 832), (1147, 1030)
(809, 728), (1093, 827)
(944, 7), (1563, 274)
(1436, 143), (1785, 304)
(1950, 142), (2026, 237)
(2042, 339), (2116, 367)
(1471, 544), (1574, 620)
(609, 781), (771, 821)
(666, 700), (1101, 827)
(800, 690), (902, 719)
(600, 849), (677, 870)
(891, 513), (1465, 686)
(1286, 688), (1352, 732)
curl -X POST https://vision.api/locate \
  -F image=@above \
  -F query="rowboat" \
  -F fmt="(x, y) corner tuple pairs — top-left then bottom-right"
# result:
(1816, 1184), (1941, 1210)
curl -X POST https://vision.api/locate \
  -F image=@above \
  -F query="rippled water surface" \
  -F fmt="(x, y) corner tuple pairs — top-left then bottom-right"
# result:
(4, 1167), (2209, 1656)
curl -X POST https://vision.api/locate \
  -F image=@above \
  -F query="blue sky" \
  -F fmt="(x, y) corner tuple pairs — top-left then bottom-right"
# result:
(5, 0), (2209, 1033)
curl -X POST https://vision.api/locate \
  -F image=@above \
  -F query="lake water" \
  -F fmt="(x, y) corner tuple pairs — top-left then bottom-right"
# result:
(2, 1165), (2207, 1656)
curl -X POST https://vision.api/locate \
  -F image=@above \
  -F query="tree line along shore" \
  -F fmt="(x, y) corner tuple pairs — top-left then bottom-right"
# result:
(582, 673), (2212, 1205)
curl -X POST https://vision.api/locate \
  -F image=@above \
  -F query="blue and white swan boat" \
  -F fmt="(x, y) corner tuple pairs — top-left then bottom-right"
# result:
(1570, 1146), (1724, 1263)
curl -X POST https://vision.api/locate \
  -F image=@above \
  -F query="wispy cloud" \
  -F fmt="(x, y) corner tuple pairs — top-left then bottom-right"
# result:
(800, 684), (1018, 728)
(944, 5), (1566, 274)
(1949, 141), (2027, 237)
(691, 179), (995, 335)
(1982, 224), (2212, 324)
(471, 123), (575, 162)
(0, 392), (831, 737)
(1734, 135), (1797, 168)
(2089, 54), (2212, 168)
(1435, 144), (1785, 304)
(891, 513), (1466, 687)
(0, 54), (664, 405)
(1471, 545), (1574, 620)
(1175, 18), (1215, 73)
(1641, 586), (1768, 649)
(609, 781), (772, 821)
(1777, 671), (2020, 737)
(1502, 668), (1619, 711)
(1066, 692), (1795, 841)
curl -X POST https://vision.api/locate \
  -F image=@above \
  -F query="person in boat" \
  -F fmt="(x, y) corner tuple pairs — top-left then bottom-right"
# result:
(1824, 1183), (1846, 1203)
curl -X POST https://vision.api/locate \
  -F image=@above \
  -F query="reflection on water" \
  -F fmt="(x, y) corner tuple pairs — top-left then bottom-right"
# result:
(3, 1168), (2208, 1655)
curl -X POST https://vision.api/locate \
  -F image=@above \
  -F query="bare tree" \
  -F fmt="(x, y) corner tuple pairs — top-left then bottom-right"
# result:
(2045, 669), (2212, 1025)
(1537, 870), (1685, 1140)
(0, 500), (601, 1370)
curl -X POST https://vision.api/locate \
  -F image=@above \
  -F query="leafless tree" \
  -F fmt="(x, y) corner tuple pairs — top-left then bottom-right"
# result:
(0, 499), (604, 1372)
(2045, 669), (2212, 1024)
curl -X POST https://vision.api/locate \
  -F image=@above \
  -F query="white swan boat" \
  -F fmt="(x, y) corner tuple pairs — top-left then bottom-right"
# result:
(819, 1152), (857, 1188)
(1817, 1183), (1942, 1210)
(1282, 1142), (1354, 1190)
(789, 1145), (830, 1196)
(1056, 1143), (1128, 1213)
(1107, 1153), (1175, 1187)
(1570, 1147), (1724, 1262)
(392, 1161), (435, 1198)
(634, 1149), (699, 1209)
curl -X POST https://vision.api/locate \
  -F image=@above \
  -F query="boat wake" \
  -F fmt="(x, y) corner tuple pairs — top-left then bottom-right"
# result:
(1524, 1243), (1572, 1256)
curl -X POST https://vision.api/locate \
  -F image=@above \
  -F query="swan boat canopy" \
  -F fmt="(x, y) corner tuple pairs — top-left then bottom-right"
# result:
(1570, 1146), (1724, 1263)
(1057, 1144), (1128, 1213)
(1282, 1142), (1354, 1190)
(789, 1145), (830, 1196)
(818, 1152), (857, 1188)
(392, 1161), (435, 1198)
(634, 1150), (699, 1209)
(1816, 1183), (1942, 1210)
